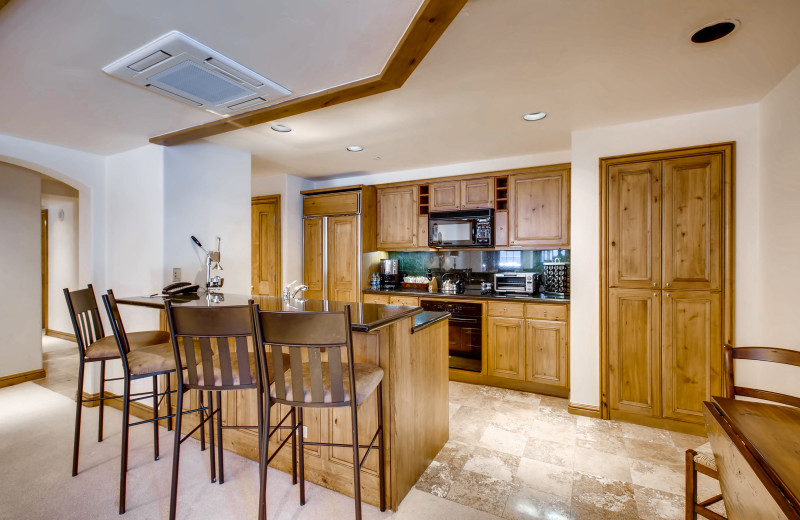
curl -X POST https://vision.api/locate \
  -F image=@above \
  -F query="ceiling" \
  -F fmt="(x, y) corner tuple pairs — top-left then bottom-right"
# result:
(2, 0), (800, 180)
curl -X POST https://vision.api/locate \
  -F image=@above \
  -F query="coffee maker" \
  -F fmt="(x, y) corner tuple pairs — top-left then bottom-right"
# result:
(379, 259), (399, 289)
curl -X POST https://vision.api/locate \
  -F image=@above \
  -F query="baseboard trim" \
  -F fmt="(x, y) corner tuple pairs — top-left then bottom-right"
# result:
(0, 368), (47, 389)
(568, 402), (602, 419)
(81, 391), (167, 426)
(45, 329), (76, 342)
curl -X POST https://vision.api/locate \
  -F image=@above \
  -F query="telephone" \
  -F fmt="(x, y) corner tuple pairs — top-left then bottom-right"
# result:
(162, 282), (200, 295)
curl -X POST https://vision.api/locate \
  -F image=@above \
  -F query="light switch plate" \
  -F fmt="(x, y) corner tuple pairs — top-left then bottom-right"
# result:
(172, 267), (182, 282)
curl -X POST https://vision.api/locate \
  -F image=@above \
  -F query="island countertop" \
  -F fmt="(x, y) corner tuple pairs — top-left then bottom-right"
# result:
(116, 293), (423, 332)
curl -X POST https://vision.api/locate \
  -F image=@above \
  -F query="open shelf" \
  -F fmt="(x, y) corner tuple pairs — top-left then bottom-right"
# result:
(419, 184), (429, 215)
(495, 176), (508, 211)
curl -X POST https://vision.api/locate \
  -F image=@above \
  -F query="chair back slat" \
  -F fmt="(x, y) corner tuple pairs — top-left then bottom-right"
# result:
(165, 302), (257, 391)
(103, 291), (130, 354)
(253, 305), (356, 407)
(64, 285), (105, 356)
(725, 344), (800, 408)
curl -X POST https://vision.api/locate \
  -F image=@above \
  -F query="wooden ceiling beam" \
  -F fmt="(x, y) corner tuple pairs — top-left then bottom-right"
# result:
(149, 0), (467, 147)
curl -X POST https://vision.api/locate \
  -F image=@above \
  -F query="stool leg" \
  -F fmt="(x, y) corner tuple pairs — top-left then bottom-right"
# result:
(377, 383), (386, 512)
(119, 378), (131, 515)
(291, 407), (297, 485)
(152, 375), (160, 460)
(199, 391), (206, 451)
(258, 394), (268, 520)
(166, 375), (173, 431)
(72, 359), (85, 476)
(350, 402), (362, 520)
(216, 391), (224, 484)
(208, 392), (216, 483)
(169, 390), (184, 520)
(98, 360), (106, 442)
(298, 408), (305, 505)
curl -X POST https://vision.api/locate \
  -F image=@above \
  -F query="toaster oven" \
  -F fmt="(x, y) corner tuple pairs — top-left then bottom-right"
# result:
(494, 273), (537, 294)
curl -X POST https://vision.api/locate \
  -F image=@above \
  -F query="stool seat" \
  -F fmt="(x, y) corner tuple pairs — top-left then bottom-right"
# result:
(128, 342), (200, 376)
(693, 442), (716, 471)
(272, 362), (384, 405)
(85, 330), (170, 360)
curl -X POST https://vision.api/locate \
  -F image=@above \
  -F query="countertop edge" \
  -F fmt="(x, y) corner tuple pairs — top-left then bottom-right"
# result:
(363, 289), (570, 304)
(352, 307), (423, 332)
(411, 311), (451, 334)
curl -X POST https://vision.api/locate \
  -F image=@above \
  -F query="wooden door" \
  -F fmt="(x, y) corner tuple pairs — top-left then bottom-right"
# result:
(487, 316), (525, 380)
(525, 319), (568, 389)
(662, 290), (721, 423)
(608, 288), (661, 418)
(430, 181), (460, 211)
(377, 185), (418, 249)
(662, 154), (722, 291)
(461, 177), (494, 209)
(327, 215), (360, 302)
(508, 168), (570, 246)
(608, 161), (661, 289)
(251, 196), (281, 296)
(303, 217), (324, 300)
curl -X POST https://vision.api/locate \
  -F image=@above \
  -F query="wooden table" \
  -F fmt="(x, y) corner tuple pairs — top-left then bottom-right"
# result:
(118, 293), (451, 510)
(703, 397), (800, 520)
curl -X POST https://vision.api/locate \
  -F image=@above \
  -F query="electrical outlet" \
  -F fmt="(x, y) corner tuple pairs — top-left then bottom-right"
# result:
(172, 267), (181, 282)
(303, 426), (308, 438)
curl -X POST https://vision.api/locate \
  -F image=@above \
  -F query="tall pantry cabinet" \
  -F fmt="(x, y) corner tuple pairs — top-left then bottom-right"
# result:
(302, 187), (376, 302)
(601, 143), (734, 432)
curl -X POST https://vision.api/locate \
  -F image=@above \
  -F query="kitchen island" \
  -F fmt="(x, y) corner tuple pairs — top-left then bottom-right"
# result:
(117, 293), (450, 510)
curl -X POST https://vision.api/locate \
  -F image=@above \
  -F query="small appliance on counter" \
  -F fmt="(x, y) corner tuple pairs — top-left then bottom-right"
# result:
(379, 258), (399, 289)
(494, 272), (538, 295)
(441, 272), (466, 294)
(543, 259), (569, 297)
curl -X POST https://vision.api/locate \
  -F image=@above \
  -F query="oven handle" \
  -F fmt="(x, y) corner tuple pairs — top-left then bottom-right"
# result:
(448, 316), (481, 324)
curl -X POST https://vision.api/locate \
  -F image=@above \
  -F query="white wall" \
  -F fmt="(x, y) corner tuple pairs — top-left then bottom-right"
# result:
(164, 142), (252, 294)
(41, 193), (79, 334)
(0, 163), (43, 378)
(569, 104), (761, 408)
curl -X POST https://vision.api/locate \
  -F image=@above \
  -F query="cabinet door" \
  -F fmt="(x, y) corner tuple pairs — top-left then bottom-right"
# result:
(495, 210), (508, 247)
(608, 288), (661, 418)
(526, 319), (568, 389)
(662, 290), (721, 423)
(487, 316), (525, 380)
(377, 185), (418, 249)
(388, 296), (419, 306)
(608, 161), (662, 289)
(362, 294), (390, 304)
(508, 168), (570, 246)
(430, 181), (460, 211)
(662, 154), (722, 291)
(461, 177), (494, 209)
(303, 218), (324, 300)
(252, 197), (281, 296)
(327, 215), (360, 302)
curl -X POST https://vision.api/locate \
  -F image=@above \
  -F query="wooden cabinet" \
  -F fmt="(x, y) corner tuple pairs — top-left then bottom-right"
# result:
(487, 316), (525, 380)
(602, 144), (732, 432)
(508, 167), (570, 247)
(327, 215), (359, 302)
(429, 177), (494, 212)
(389, 295), (419, 306)
(252, 195), (281, 296)
(363, 294), (390, 304)
(377, 185), (418, 249)
(526, 319), (568, 389)
(303, 217), (324, 300)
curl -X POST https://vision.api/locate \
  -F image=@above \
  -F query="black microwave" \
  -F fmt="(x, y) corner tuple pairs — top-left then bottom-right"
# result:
(428, 209), (494, 248)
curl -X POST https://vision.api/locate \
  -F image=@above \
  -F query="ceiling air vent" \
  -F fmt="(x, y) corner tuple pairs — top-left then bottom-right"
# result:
(103, 31), (291, 115)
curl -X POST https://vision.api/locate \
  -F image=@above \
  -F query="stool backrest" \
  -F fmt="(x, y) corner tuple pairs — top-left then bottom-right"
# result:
(725, 344), (800, 409)
(165, 301), (257, 391)
(252, 304), (355, 407)
(102, 290), (131, 358)
(64, 284), (104, 358)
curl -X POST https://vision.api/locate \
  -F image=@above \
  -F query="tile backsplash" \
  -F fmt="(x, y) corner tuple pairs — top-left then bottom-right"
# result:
(388, 249), (569, 278)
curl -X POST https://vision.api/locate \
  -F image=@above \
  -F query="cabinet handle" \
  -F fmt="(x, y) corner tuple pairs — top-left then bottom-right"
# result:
(666, 283), (671, 287)
(543, 310), (548, 314)
(666, 293), (671, 297)
(653, 282), (658, 287)
(653, 293), (658, 296)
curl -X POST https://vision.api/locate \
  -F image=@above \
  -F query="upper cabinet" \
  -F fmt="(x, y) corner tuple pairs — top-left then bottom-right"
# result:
(377, 184), (419, 250)
(430, 177), (494, 212)
(508, 166), (570, 247)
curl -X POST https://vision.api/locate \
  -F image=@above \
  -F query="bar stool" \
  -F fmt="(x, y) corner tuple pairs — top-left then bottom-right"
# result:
(64, 284), (171, 477)
(251, 303), (386, 520)
(164, 301), (297, 520)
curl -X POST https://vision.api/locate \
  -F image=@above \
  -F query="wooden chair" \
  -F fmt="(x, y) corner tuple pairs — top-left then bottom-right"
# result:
(64, 284), (170, 477)
(686, 344), (800, 520)
(164, 301), (296, 520)
(252, 304), (386, 520)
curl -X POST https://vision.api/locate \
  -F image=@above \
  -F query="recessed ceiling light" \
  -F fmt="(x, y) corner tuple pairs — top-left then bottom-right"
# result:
(346, 145), (364, 152)
(691, 19), (740, 44)
(270, 124), (292, 132)
(522, 112), (547, 121)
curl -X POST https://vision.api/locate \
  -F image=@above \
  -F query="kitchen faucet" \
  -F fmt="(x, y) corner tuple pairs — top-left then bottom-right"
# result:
(292, 284), (309, 298)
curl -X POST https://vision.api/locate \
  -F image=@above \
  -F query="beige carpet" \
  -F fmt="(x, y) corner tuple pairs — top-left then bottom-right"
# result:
(0, 382), (484, 520)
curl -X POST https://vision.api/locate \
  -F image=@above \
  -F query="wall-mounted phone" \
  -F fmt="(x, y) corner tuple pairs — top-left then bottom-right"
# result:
(162, 281), (200, 295)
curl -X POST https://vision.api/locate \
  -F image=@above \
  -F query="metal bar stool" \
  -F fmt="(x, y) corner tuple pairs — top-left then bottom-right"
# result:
(252, 303), (386, 520)
(64, 284), (171, 477)
(164, 301), (296, 520)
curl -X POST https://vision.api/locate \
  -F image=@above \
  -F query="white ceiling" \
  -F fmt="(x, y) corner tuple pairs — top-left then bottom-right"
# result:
(2, 0), (800, 180)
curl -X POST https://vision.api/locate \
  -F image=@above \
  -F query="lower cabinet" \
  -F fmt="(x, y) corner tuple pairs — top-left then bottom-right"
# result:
(362, 294), (419, 306)
(487, 302), (569, 392)
(363, 294), (390, 304)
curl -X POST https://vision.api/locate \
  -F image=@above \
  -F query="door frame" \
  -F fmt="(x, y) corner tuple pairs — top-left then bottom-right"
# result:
(599, 142), (735, 420)
(41, 209), (48, 330)
(251, 195), (282, 296)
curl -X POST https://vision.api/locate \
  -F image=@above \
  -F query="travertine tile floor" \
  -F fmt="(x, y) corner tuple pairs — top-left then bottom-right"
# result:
(415, 382), (725, 520)
(36, 335), (724, 519)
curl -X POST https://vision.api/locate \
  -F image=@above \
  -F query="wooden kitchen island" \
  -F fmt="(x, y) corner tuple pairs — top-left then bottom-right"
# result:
(117, 293), (450, 510)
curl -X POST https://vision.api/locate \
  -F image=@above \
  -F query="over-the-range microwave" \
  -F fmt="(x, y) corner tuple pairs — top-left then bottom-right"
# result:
(428, 208), (494, 248)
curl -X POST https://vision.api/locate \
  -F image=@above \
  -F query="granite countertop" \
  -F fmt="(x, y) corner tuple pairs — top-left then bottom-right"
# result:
(363, 287), (570, 303)
(117, 293), (423, 332)
(412, 311), (451, 333)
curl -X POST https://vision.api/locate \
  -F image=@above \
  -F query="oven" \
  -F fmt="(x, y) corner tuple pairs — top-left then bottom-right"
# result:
(420, 299), (482, 373)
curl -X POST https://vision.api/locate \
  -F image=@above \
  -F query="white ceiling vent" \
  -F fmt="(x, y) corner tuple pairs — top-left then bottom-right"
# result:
(103, 31), (291, 115)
